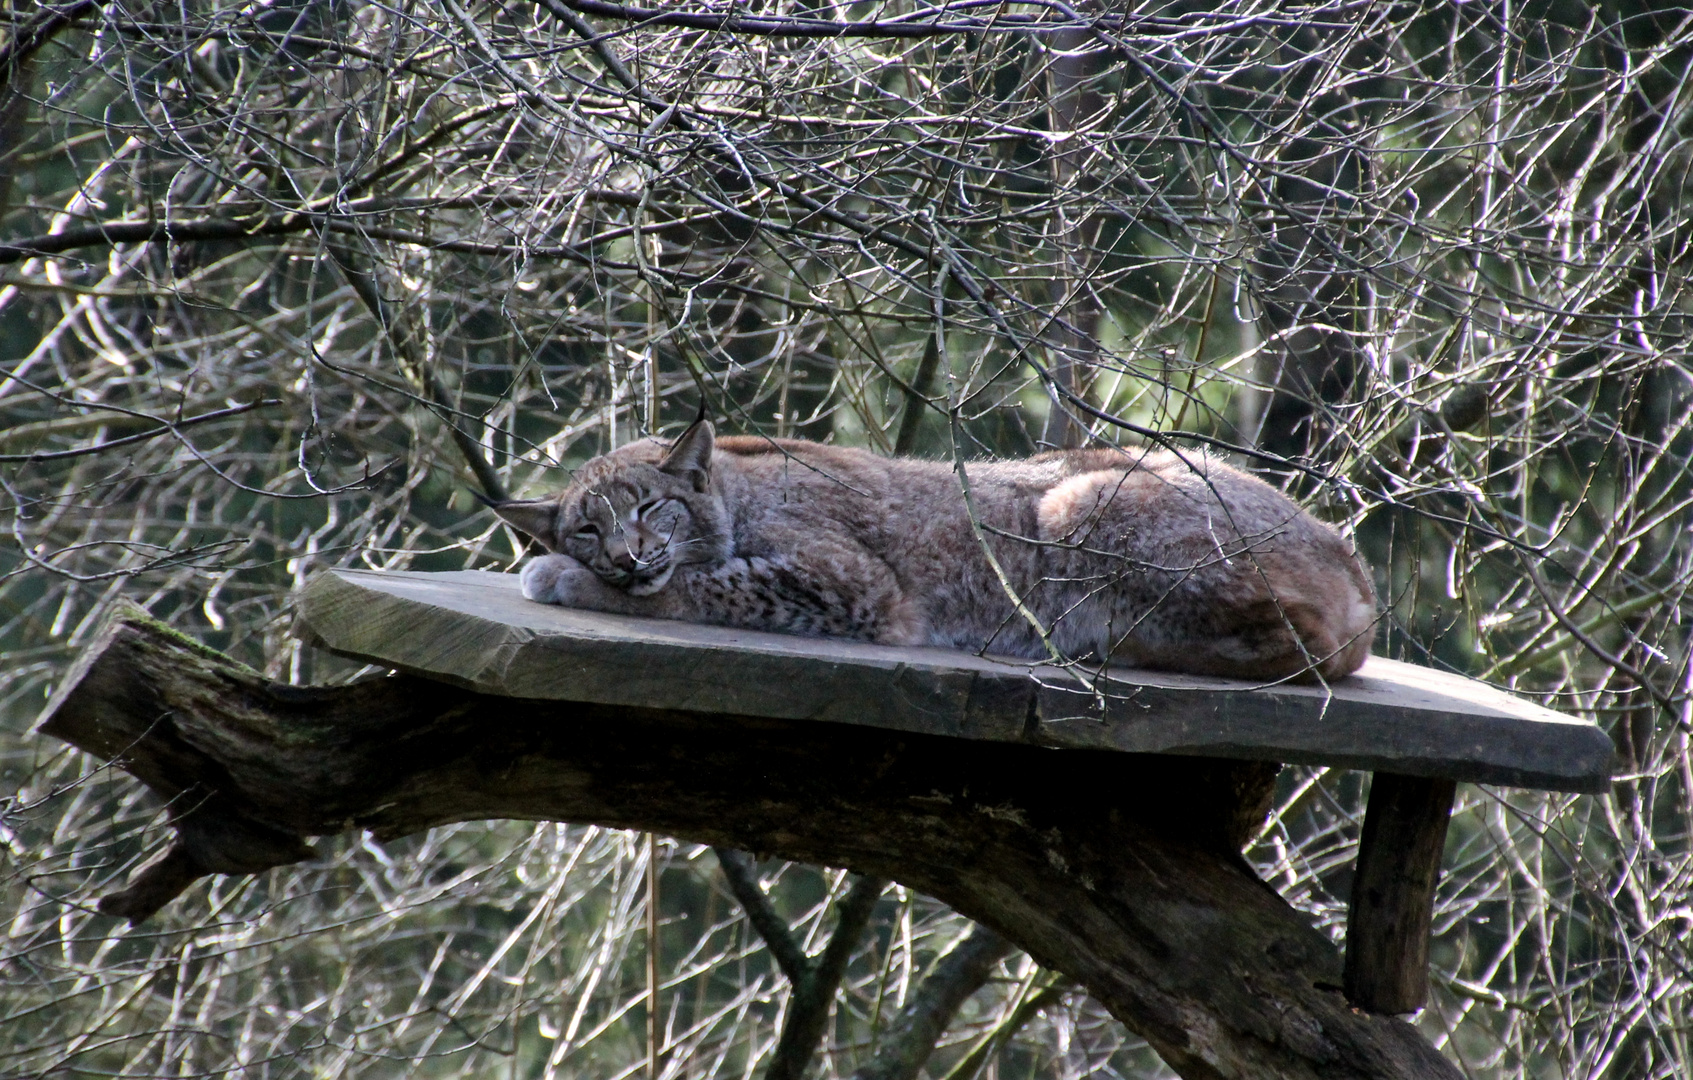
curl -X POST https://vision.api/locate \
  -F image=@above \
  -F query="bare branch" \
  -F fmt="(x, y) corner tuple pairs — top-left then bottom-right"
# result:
(0, 399), (282, 463)
(716, 848), (814, 986)
(851, 926), (1017, 1080)
(0, 0), (100, 90)
(765, 872), (887, 1080)
(526, 0), (1198, 38)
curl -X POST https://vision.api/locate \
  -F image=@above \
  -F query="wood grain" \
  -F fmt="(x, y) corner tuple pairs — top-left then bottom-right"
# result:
(298, 568), (1613, 792)
(1344, 774), (1459, 1014)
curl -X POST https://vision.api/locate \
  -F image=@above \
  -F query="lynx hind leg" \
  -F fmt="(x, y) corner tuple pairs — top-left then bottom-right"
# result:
(1230, 538), (1378, 682)
(1111, 594), (1364, 683)
(1205, 596), (1366, 682)
(1036, 467), (1375, 682)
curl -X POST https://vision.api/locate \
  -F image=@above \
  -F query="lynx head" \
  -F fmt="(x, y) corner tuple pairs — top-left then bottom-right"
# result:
(491, 419), (731, 596)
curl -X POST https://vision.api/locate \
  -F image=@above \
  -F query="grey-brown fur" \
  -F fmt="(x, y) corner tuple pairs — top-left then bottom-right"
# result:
(491, 421), (1376, 681)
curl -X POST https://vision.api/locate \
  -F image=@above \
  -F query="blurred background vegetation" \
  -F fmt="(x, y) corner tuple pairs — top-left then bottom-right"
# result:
(1, 0), (1689, 1076)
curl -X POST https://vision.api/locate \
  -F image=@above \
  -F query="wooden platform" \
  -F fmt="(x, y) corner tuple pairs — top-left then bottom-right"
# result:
(298, 568), (1613, 794)
(296, 567), (1613, 1017)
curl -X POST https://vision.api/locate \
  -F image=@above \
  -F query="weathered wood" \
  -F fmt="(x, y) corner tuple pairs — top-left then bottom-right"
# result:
(298, 568), (1614, 793)
(1343, 774), (1459, 1015)
(39, 601), (1462, 1080)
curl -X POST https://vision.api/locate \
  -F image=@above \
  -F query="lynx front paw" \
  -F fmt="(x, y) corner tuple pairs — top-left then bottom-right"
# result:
(520, 554), (594, 604)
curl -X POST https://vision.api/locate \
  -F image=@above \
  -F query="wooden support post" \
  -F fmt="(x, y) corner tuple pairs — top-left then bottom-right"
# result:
(1344, 772), (1458, 1014)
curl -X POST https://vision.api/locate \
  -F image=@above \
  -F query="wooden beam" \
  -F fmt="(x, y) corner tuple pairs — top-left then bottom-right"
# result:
(1343, 773), (1459, 1014)
(298, 568), (1614, 793)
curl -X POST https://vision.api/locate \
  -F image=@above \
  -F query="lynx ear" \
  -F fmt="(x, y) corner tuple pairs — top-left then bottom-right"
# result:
(659, 418), (714, 492)
(489, 498), (561, 550)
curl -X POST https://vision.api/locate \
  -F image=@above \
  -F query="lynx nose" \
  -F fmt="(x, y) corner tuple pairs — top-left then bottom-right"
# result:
(611, 523), (664, 571)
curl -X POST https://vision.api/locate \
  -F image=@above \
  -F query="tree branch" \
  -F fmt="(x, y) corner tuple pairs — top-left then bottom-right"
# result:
(765, 872), (887, 1080)
(938, 975), (1073, 1080)
(0, 213), (596, 270)
(852, 925), (1017, 1080)
(37, 602), (1463, 1080)
(0, 1), (101, 92)
(717, 849), (889, 1080)
(716, 849), (813, 986)
(0, 216), (305, 264)
(523, 0), (1273, 39)
(0, 399), (283, 463)
(323, 242), (509, 502)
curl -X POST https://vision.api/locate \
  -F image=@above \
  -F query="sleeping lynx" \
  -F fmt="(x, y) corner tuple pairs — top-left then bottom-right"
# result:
(491, 420), (1375, 681)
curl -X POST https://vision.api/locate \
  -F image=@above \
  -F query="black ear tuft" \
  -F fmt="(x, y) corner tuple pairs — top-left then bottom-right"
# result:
(488, 498), (562, 550)
(659, 417), (714, 493)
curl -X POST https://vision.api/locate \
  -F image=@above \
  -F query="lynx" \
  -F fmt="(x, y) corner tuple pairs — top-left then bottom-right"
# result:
(490, 420), (1376, 681)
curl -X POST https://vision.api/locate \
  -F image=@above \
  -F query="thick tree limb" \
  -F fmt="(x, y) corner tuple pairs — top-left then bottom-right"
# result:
(35, 603), (1462, 1080)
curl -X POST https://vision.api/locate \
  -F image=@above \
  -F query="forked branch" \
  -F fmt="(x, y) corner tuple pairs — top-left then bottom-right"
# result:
(36, 603), (1460, 1080)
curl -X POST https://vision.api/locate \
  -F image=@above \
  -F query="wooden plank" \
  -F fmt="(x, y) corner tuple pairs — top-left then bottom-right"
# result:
(297, 568), (1033, 742)
(1031, 669), (1607, 792)
(1343, 773), (1459, 1014)
(297, 568), (1614, 792)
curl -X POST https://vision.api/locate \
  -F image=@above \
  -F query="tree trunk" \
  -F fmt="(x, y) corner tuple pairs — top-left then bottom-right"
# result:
(1040, 24), (1106, 451)
(37, 603), (1461, 1080)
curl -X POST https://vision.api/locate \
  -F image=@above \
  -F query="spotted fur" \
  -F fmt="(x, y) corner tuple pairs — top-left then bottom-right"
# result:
(491, 421), (1376, 681)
